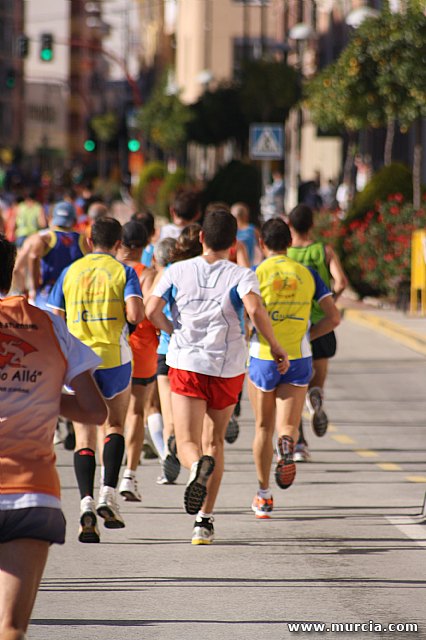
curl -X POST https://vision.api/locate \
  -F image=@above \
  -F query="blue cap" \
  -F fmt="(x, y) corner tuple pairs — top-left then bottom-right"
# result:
(52, 201), (76, 228)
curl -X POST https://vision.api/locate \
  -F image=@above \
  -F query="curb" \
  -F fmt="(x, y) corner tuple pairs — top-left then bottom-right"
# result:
(343, 309), (426, 357)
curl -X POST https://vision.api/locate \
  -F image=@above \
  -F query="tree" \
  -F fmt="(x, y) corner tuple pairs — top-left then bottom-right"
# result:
(136, 70), (193, 159)
(90, 112), (119, 180)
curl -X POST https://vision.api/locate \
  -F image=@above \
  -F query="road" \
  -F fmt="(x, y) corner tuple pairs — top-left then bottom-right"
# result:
(29, 315), (426, 640)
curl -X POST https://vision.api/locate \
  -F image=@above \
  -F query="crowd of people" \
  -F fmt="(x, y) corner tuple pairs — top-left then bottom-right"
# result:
(0, 185), (346, 639)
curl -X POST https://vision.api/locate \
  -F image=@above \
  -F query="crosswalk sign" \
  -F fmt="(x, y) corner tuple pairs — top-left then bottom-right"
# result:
(249, 124), (284, 160)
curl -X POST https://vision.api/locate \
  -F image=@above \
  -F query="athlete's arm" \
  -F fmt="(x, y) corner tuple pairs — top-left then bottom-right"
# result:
(27, 233), (49, 301)
(242, 291), (289, 374)
(236, 240), (250, 268)
(309, 295), (341, 341)
(125, 296), (145, 325)
(60, 370), (107, 425)
(325, 244), (348, 299)
(145, 295), (174, 335)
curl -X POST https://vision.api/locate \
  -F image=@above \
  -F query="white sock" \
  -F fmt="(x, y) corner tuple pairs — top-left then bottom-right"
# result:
(198, 510), (213, 520)
(258, 488), (272, 500)
(147, 413), (165, 459)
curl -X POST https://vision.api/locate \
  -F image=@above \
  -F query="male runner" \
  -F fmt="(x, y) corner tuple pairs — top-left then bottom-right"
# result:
(146, 208), (289, 544)
(287, 204), (348, 461)
(48, 217), (144, 542)
(249, 218), (340, 518)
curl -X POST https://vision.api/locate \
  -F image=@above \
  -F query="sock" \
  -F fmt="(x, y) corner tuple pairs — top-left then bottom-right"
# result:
(147, 413), (165, 459)
(198, 510), (213, 520)
(103, 433), (125, 488)
(258, 488), (272, 500)
(74, 448), (96, 499)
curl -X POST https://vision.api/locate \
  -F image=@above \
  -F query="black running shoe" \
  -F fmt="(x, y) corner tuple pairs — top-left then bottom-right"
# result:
(225, 415), (240, 444)
(184, 455), (215, 515)
(307, 387), (328, 437)
(163, 435), (181, 483)
(192, 515), (215, 545)
(64, 421), (75, 450)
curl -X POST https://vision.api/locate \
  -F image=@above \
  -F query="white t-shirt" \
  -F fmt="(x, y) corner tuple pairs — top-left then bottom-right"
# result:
(153, 256), (260, 377)
(159, 223), (182, 240)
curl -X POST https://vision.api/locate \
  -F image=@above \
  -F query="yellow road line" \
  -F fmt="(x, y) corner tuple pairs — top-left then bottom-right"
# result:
(332, 434), (356, 445)
(344, 309), (426, 356)
(377, 462), (402, 471)
(355, 449), (379, 458)
(406, 476), (426, 483)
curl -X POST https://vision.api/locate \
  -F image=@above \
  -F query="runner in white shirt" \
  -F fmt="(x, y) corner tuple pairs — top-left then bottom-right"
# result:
(146, 207), (289, 544)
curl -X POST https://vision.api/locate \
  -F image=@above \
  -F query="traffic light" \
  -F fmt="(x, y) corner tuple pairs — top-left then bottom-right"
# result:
(40, 33), (54, 62)
(5, 68), (16, 89)
(17, 34), (29, 58)
(127, 139), (141, 152)
(84, 139), (96, 152)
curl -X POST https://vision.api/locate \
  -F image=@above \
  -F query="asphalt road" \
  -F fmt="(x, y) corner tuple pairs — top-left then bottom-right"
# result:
(29, 316), (426, 640)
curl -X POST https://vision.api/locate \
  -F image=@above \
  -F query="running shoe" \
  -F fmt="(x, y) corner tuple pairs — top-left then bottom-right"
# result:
(184, 455), (215, 515)
(275, 435), (296, 489)
(156, 473), (173, 485)
(63, 421), (75, 450)
(293, 442), (311, 463)
(163, 435), (181, 483)
(142, 442), (159, 459)
(306, 387), (328, 437)
(225, 415), (240, 444)
(78, 496), (100, 543)
(97, 486), (125, 528)
(119, 474), (142, 502)
(191, 515), (215, 545)
(251, 494), (274, 519)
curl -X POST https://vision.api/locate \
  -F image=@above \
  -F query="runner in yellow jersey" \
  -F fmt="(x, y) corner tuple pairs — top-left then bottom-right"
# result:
(249, 218), (340, 519)
(48, 217), (144, 542)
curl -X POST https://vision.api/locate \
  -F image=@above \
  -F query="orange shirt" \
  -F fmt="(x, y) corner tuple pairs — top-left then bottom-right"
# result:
(0, 297), (100, 501)
(129, 263), (159, 378)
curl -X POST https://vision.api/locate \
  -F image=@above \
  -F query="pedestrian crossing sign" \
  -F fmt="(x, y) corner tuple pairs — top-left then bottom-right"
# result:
(249, 124), (284, 160)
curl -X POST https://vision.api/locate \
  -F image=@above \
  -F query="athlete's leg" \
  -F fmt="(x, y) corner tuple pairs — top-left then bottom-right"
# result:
(275, 384), (308, 442)
(252, 387), (276, 490)
(310, 357), (328, 390)
(125, 382), (153, 471)
(0, 539), (49, 638)
(201, 404), (235, 513)
(171, 393), (206, 468)
(157, 374), (174, 451)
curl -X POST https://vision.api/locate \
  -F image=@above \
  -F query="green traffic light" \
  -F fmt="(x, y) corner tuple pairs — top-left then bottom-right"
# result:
(6, 78), (15, 89)
(41, 49), (53, 62)
(128, 139), (141, 152)
(84, 140), (96, 152)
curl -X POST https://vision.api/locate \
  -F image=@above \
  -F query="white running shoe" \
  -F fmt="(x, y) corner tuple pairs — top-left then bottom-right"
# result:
(293, 442), (312, 463)
(79, 496), (100, 543)
(97, 486), (125, 528)
(191, 515), (215, 545)
(119, 474), (142, 502)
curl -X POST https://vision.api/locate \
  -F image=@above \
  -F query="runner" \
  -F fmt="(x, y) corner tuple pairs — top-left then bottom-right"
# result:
(115, 220), (159, 502)
(249, 218), (340, 519)
(159, 189), (201, 240)
(48, 217), (144, 542)
(287, 204), (348, 461)
(14, 201), (89, 310)
(0, 234), (107, 640)
(146, 207), (289, 544)
(231, 201), (260, 266)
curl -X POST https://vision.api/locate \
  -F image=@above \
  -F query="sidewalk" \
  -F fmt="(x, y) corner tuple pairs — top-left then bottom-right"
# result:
(338, 294), (426, 356)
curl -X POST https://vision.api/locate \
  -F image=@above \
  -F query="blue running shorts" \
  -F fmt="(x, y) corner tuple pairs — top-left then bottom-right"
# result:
(94, 362), (132, 399)
(249, 356), (312, 392)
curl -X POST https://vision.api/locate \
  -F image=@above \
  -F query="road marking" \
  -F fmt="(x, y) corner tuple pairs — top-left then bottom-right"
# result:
(386, 516), (426, 548)
(406, 476), (426, 483)
(377, 462), (402, 471)
(344, 309), (426, 356)
(332, 434), (356, 444)
(355, 449), (379, 458)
